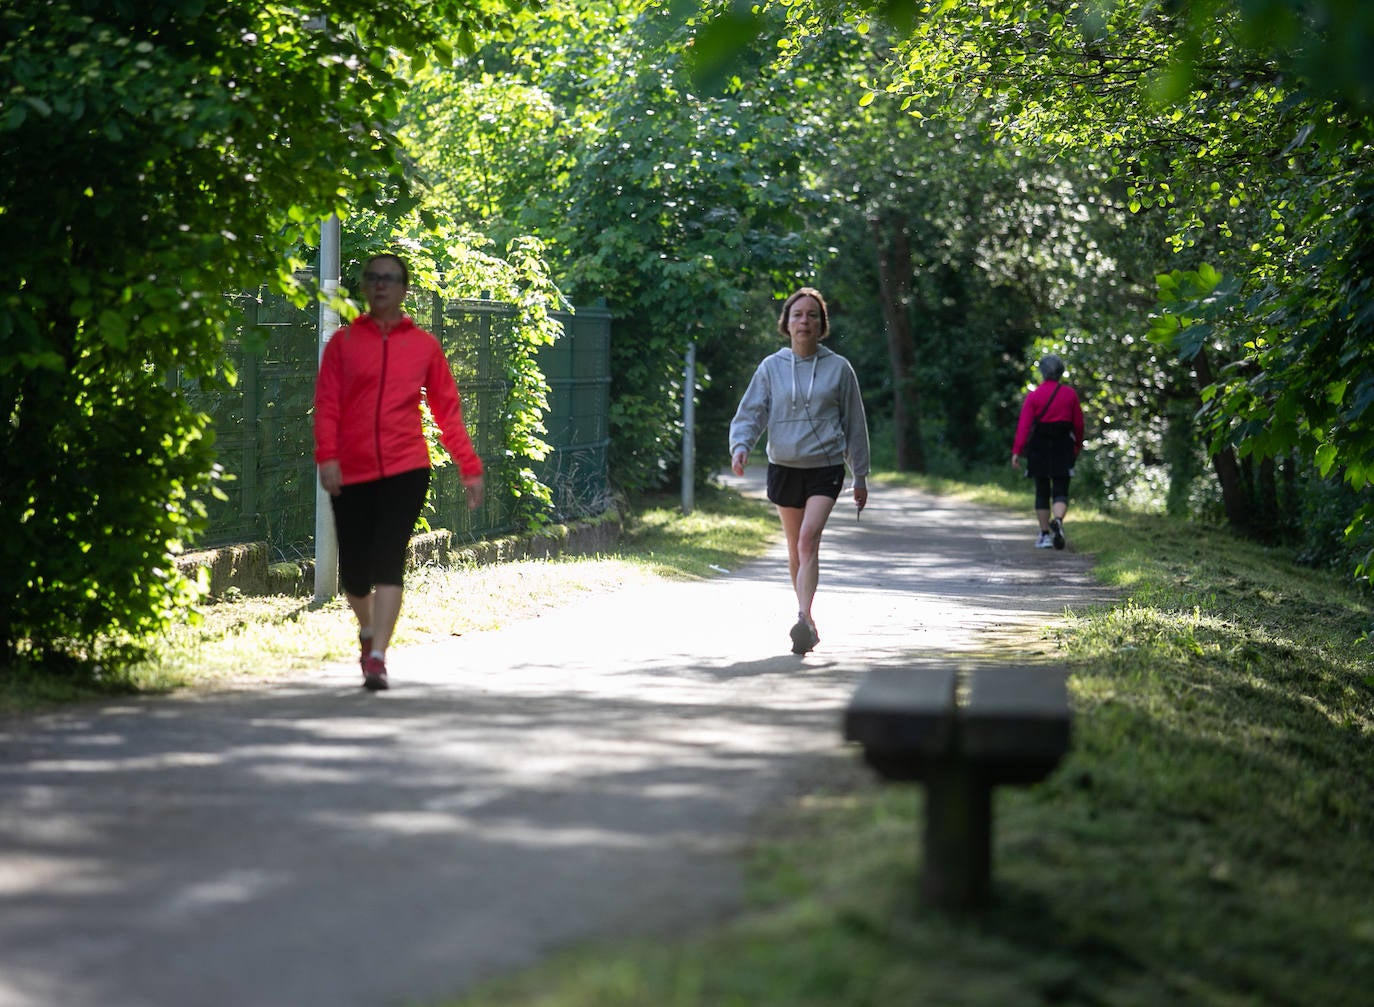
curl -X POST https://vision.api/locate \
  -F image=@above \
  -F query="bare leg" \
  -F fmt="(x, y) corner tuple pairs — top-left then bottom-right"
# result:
(345, 586), (402, 657)
(1036, 507), (1051, 533)
(345, 591), (374, 637)
(778, 496), (837, 627)
(778, 505), (804, 590)
(370, 584), (404, 656)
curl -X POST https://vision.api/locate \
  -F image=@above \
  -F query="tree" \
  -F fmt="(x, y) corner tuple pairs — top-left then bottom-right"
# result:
(0, 0), (530, 667)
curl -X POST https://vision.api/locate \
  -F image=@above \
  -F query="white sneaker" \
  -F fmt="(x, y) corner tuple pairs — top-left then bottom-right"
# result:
(1035, 531), (1054, 549)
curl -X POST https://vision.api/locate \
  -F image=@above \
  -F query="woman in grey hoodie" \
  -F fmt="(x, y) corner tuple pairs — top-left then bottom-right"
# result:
(729, 287), (870, 655)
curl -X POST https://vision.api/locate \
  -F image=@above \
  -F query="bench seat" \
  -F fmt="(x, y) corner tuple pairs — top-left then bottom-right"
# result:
(843, 664), (1072, 911)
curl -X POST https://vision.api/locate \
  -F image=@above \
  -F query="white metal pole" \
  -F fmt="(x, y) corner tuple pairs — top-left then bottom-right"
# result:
(681, 341), (696, 515)
(313, 213), (341, 603)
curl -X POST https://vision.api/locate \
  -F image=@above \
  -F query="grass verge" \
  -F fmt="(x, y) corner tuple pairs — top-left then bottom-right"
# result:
(431, 474), (1374, 1007)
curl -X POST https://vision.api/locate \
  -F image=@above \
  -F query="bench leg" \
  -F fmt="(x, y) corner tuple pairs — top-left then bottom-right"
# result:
(921, 764), (992, 912)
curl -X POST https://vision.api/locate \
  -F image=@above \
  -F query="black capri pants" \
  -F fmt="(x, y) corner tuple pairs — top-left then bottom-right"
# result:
(330, 467), (430, 597)
(1034, 475), (1071, 511)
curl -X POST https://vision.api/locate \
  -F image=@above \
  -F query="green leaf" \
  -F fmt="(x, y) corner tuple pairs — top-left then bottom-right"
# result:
(685, 8), (765, 95)
(98, 309), (129, 350)
(1316, 442), (1339, 477)
(1173, 322), (1212, 360)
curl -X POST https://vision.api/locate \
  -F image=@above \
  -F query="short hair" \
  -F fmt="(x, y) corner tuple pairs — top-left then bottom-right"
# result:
(1038, 353), (1065, 381)
(363, 252), (410, 286)
(777, 287), (830, 340)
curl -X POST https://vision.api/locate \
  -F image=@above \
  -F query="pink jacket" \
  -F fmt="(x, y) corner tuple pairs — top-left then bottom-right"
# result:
(1012, 381), (1085, 458)
(314, 314), (483, 486)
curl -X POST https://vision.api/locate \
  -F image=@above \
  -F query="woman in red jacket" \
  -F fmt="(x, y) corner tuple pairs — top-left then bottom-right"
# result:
(314, 253), (484, 690)
(1011, 354), (1085, 551)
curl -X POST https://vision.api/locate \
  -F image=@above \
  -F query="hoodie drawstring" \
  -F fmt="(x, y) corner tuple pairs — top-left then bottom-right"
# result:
(790, 352), (819, 408)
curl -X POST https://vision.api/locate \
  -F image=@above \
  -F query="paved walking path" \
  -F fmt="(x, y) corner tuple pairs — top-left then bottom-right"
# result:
(0, 476), (1111, 1007)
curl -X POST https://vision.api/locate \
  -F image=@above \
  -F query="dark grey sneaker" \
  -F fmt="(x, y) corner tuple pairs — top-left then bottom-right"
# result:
(1049, 517), (1066, 550)
(790, 618), (817, 655)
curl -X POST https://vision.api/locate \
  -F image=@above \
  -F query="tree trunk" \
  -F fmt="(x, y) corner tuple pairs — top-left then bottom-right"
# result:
(1210, 450), (1249, 528)
(870, 215), (926, 471)
(1163, 392), (1202, 517)
(1192, 346), (1250, 529)
(1257, 455), (1279, 540)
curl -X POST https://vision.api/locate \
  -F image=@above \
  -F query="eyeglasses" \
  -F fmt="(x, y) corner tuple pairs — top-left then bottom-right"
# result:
(362, 271), (404, 286)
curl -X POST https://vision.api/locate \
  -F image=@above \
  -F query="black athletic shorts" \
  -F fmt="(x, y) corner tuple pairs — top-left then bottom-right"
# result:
(766, 463), (845, 509)
(329, 467), (430, 597)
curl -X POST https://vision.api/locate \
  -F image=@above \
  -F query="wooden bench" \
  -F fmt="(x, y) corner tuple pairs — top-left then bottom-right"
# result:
(842, 664), (1072, 912)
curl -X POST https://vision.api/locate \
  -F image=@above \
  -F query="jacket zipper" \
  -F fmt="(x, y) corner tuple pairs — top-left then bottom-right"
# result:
(374, 332), (390, 478)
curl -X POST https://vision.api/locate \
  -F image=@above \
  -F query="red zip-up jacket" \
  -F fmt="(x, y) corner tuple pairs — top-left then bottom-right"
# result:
(1012, 380), (1085, 458)
(313, 314), (483, 486)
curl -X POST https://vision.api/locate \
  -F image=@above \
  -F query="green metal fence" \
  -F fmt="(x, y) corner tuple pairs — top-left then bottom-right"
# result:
(182, 290), (611, 559)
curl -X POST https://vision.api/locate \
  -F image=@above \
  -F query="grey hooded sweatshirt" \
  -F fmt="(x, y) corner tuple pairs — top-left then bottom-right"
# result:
(729, 346), (870, 482)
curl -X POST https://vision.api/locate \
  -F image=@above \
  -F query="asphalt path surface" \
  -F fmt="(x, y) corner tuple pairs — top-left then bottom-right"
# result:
(0, 473), (1111, 1007)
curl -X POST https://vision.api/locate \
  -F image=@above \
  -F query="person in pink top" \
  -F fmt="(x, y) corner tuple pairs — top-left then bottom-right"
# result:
(314, 253), (484, 690)
(1011, 354), (1085, 551)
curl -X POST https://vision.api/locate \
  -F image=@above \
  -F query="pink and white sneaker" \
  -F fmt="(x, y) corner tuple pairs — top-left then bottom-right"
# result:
(362, 654), (388, 691)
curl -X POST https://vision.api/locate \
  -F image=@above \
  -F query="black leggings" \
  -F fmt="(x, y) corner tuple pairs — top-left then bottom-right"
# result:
(330, 467), (430, 597)
(1034, 476), (1070, 511)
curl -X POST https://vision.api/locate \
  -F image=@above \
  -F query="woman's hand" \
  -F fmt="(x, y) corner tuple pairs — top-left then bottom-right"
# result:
(463, 473), (485, 510)
(318, 460), (343, 497)
(731, 449), (748, 476)
(1010, 453), (1021, 471)
(853, 481), (868, 513)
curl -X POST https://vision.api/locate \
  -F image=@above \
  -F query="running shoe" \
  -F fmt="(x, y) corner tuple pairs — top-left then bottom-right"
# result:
(1035, 531), (1054, 549)
(362, 654), (389, 691)
(1049, 517), (1066, 551)
(790, 618), (817, 655)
